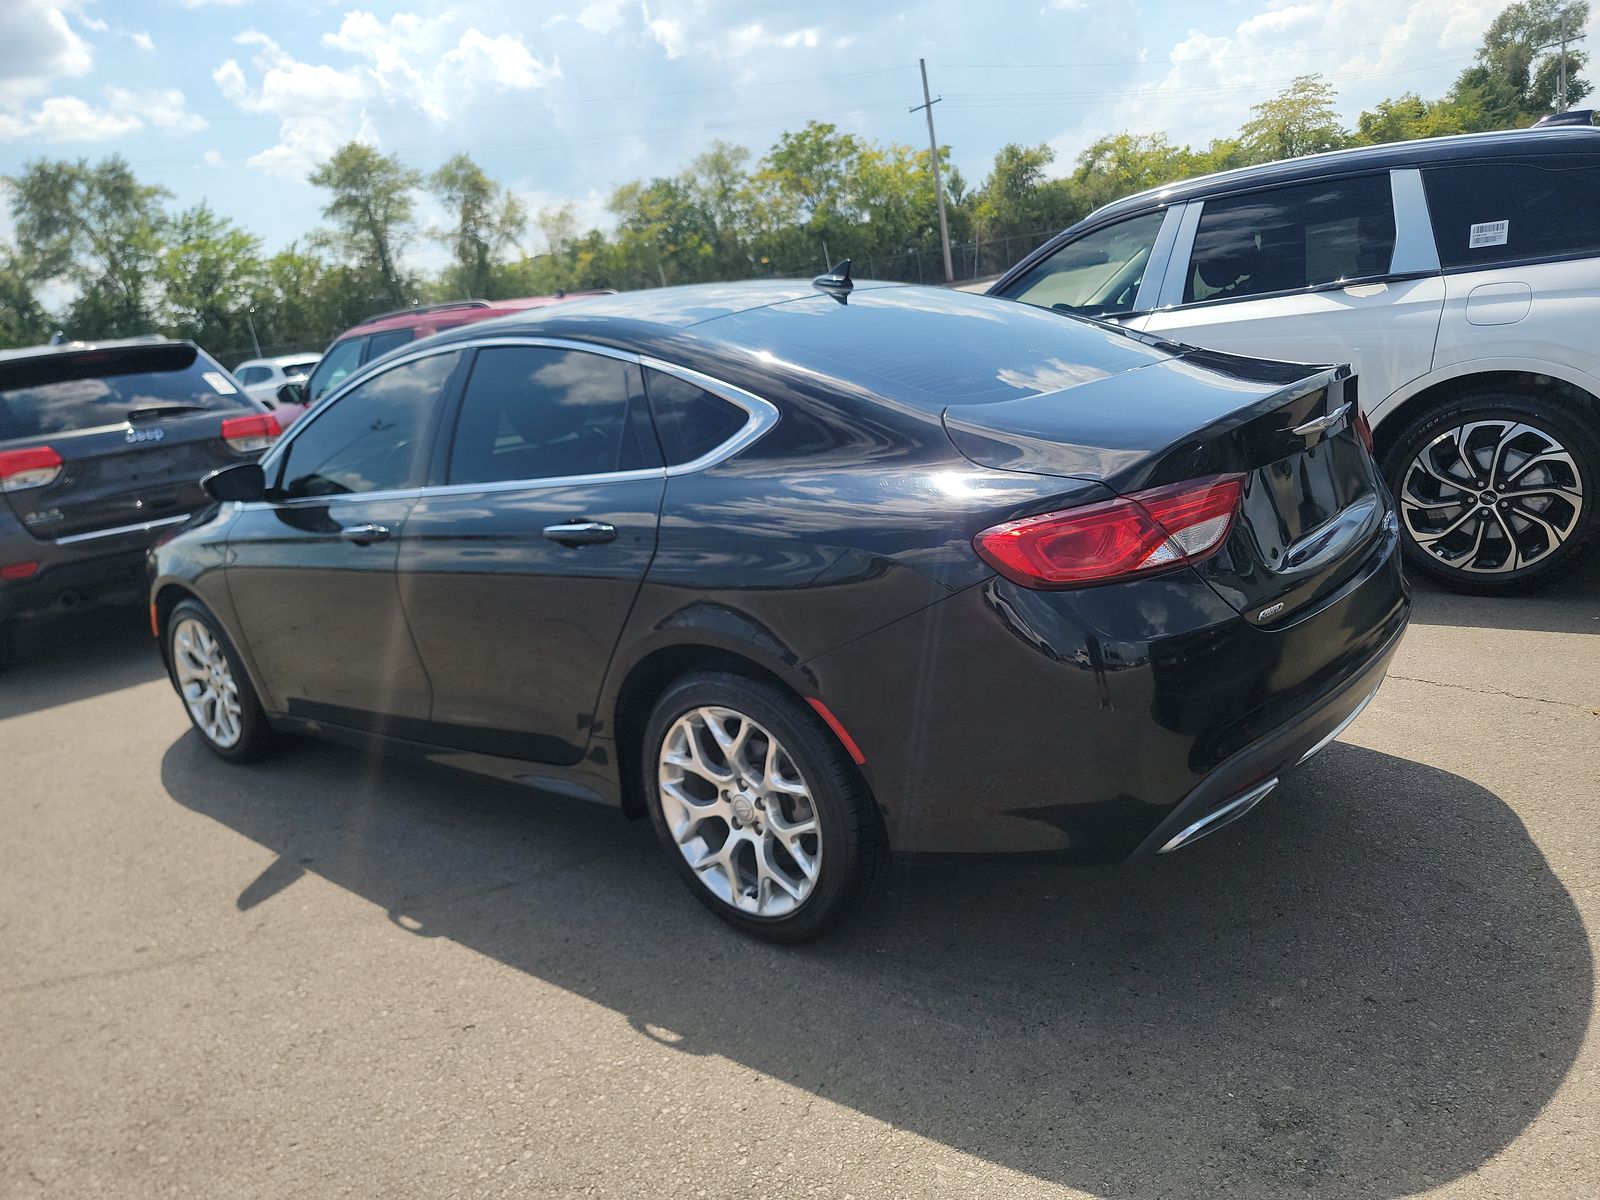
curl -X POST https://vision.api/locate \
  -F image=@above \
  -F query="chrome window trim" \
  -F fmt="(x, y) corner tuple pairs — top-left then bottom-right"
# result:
(244, 334), (779, 512)
(1389, 168), (1441, 275)
(1130, 204), (1187, 313)
(1154, 201), (1202, 309)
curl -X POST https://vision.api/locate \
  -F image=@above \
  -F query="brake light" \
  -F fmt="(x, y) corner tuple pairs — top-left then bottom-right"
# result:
(975, 474), (1244, 588)
(0, 446), (63, 492)
(1353, 405), (1375, 454)
(1, 561), (39, 580)
(221, 413), (281, 454)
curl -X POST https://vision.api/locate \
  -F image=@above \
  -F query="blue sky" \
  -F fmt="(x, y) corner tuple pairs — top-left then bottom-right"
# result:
(3, 0), (1594, 272)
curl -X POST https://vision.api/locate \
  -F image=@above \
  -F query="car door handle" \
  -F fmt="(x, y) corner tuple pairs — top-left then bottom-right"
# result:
(543, 521), (617, 546)
(339, 523), (392, 545)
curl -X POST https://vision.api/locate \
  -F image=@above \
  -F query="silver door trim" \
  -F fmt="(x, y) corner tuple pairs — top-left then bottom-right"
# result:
(54, 512), (193, 545)
(1153, 201), (1202, 309)
(1131, 204), (1189, 314)
(1388, 168), (1441, 275)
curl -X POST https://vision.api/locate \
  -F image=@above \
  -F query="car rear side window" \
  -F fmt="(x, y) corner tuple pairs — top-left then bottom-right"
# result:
(0, 345), (253, 440)
(643, 368), (749, 465)
(276, 351), (460, 499)
(1422, 156), (1600, 269)
(235, 365), (274, 385)
(1185, 175), (1396, 304)
(446, 346), (657, 485)
(365, 329), (414, 361)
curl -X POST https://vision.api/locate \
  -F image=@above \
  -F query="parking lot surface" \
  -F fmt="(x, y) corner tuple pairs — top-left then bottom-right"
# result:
(3, 562), (1598, 1199)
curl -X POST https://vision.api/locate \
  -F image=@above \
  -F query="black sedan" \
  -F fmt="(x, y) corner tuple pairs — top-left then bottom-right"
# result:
(150, 278), (1409, 941)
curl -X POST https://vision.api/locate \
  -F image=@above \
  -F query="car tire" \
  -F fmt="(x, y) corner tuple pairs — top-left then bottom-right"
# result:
(1381, 392), (1598, 595)
(642, 672), (885, 943)
(166, 598), (273, 762)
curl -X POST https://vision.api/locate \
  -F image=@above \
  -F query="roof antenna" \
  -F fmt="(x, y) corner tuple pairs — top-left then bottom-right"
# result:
(812, 259), (853, 299)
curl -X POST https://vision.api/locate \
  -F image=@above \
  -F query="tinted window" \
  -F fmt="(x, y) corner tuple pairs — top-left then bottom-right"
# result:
(305, 337), (365, 402)
(365, 329), (414, 361)
(1185, 175), (1396, 303)
(1422, 156), (1600, 268)
(0, 345), (252, 440)
(277, 352), (458, 498)
(1003, 211), (1166, 316)
(644, 369), (749, 465)
(235, 365), (274, 385)
(447, 347), (656, 485)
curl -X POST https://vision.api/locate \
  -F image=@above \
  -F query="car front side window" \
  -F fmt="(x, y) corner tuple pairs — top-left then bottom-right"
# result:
(275, 351), (460, 499)
(1000, 210), (1167, 318)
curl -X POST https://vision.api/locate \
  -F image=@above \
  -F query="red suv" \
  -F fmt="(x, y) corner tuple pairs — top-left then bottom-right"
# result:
(293, 294), (614, 411)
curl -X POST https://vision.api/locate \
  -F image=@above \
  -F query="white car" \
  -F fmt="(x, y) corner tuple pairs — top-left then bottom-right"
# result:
(232, 353), (322, 406)
(990, 122), (1600, 593)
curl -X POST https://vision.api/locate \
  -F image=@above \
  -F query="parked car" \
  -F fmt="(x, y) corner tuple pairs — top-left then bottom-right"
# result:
(150, 279), (1407, 940)
(989, 125), (1600, 594)
(0, 337), (282, 669)
(297, 294), (615, 408)
(232, 353), (321, 408)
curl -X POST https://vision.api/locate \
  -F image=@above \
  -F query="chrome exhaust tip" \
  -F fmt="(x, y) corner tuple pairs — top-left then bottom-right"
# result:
(1158, 777), (1280, 854)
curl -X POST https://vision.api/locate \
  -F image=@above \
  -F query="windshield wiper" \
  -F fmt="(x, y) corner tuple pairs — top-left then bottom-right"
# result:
(127, 404), (211, 421)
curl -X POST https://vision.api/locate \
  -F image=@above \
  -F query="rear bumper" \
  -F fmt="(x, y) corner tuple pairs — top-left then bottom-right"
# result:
(805, 514), (1410, 859)
(0, 515), (194, 622)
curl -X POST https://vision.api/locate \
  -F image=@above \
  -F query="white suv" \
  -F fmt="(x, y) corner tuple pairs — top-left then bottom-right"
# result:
(990, 124), (1600, 593)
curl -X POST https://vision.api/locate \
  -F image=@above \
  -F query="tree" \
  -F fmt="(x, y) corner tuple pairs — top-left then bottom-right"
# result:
(1449, 0), (1590, 126)
(4, 155), (170, 338)
(0, 246), (50, 348)
(972, 142), (1084, 242)
(1072, 133), (1195, 211)
(1239, 75), (1349, 163)
(1354, 93), (1474, 144)
(157, 204), (264, 354)
(427, 153), (527, 300)
(308, 143), (422, 309)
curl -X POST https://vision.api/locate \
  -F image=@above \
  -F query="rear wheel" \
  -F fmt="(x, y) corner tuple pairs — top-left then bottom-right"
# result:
(1382, 393), (1598, 594)
(642, 672), (884, 942)
(167, 599), (272, 761)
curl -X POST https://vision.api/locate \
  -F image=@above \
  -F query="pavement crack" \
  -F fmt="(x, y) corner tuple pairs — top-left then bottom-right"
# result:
(1386, 672), (1595, 712)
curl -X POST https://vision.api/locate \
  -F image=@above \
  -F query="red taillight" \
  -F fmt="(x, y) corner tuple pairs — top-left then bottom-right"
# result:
(221, 412), (281, 454)
(975, 474), (1244, 588)
(1, 561), (39, 581)
(1353, 405), (1375, 454)
(0, 446), (63, 492)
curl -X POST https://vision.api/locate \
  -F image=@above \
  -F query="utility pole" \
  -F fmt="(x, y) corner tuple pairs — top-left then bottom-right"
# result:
(245, 308), (263, 359)
(911, 58), (954, 284)
(1559, 6), (1570, 112)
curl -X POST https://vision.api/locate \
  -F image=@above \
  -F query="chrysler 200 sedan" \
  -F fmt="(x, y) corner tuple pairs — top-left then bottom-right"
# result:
(150, 278), (1409, 941)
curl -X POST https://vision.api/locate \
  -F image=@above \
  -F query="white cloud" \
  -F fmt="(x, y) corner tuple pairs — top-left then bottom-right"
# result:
(642, 3), (688, 58)
(217, 15), (560, 178)
(181, 0), (253, 7)
(0, 85), (204, 143)
(202, 148), (225, 166)
(0, 0), (93, 108)
(575, 1), (625, 34)
(131, 31), (155, 52)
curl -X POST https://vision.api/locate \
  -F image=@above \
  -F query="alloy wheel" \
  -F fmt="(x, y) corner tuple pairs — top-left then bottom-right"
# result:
(172, 617), (244, 749)
(657, 705), (822, 918)
(1398, 419), (1584, 575)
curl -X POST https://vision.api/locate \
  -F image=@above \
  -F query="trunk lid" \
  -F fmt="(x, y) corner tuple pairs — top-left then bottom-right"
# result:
(945, 347), (1387, 624)
(0, 343), (262, 541)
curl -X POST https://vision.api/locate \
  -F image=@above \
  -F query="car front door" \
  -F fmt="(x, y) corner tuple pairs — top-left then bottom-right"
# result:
(1134, 170), (1445, 412)
(991, 207), (1178, 323)
(225, 349), (464, 733)
(396, 341), (666, 764)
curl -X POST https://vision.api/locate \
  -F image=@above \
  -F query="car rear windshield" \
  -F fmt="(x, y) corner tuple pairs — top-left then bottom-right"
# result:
(0, 344), (252, 441)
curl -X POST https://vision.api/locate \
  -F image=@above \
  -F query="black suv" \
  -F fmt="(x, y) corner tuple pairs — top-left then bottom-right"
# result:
(0, 338), (281, 668)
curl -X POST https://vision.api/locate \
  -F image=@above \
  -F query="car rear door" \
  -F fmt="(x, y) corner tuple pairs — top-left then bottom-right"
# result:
(1134, 171), (1445, 413)
(396, 341), (666, 765)
(224, 348), (464, 732)
(0, 343), (271, 545)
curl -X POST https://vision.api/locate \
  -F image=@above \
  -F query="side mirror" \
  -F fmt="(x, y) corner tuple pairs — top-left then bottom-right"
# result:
(203, 462), (266, 503)
(276, 381), (307, 407)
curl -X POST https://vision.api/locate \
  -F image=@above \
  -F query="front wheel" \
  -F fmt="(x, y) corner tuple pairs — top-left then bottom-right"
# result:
(1382, 393), (1598, 594)
(642, 673), (885, 942)
(167, 599), (273, 761)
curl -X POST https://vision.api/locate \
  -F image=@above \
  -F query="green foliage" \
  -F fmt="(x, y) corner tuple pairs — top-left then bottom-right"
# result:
(0, 3), (1589, 359)
(308, 143), (423, 308)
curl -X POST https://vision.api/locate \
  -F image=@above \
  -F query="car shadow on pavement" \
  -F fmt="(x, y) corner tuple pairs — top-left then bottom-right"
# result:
(1407, 552), (1600, 636)
(0, 606), (165, 720)
(160, 734), (1590, 1200)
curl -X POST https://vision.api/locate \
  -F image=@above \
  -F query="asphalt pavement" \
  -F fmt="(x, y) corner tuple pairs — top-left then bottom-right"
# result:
(2, 560), (1597, 1198)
